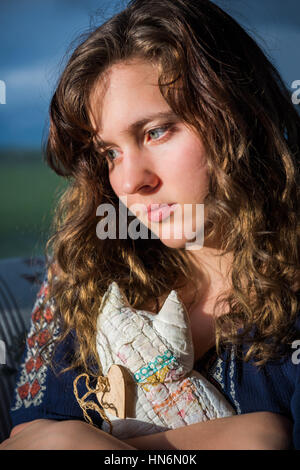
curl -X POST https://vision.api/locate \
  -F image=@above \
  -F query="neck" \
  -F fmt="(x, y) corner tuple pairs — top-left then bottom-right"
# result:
(180, 244), (234, 316)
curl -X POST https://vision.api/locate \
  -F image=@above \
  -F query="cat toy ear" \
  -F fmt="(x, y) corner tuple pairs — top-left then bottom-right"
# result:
(98, 281), (130, 315)
(152, 289), (194, 369)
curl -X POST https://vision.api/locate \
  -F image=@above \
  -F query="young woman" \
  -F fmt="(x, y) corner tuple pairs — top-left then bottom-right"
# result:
(2, 0), (299, 449)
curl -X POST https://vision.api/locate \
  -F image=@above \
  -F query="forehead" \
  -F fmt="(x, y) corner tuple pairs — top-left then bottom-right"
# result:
(88, 60), (170, 132)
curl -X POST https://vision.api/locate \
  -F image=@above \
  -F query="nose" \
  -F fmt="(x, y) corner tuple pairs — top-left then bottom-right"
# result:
(120, 148), (160, 195)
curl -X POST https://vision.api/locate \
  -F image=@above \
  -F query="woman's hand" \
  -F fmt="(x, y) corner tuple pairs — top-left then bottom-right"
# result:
(0, 419), (137, 450)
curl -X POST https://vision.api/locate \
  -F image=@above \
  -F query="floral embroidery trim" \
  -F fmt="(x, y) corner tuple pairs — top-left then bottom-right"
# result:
(11, 277), (59, 411)
(210, 356), (225, 391)
(229, 345), (241, 414)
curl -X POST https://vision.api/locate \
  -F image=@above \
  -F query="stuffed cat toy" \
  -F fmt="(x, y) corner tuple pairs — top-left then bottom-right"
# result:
(95, 281), (235, 439)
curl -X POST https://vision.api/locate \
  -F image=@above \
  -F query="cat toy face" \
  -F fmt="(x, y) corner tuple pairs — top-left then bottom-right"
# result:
(96, 281), (235, 438)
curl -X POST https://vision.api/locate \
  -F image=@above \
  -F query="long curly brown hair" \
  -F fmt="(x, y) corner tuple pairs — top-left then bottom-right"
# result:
(41, 0), (299, 375)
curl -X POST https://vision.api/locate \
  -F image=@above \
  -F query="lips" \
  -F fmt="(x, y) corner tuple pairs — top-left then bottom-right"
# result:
(147, 203), (179, 223)
(146, 203), (174, 212)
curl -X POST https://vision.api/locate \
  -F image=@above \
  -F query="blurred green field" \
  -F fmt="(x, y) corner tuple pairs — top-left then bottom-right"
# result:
(0, 149), (69, 259)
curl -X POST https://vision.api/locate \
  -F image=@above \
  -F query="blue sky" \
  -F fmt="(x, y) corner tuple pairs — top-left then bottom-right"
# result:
(0, 0), (299, 149)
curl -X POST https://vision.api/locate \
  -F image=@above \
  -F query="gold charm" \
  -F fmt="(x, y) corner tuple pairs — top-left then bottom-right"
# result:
(96, 364), (135, 419)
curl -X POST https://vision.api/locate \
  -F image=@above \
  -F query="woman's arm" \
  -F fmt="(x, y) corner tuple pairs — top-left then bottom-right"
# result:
(0, 419), (137, 450)
(124, 412), (293, 450)
(1, 412), (292, 450)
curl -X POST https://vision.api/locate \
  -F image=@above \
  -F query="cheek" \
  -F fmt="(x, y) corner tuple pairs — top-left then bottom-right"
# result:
(165, 140), (209, 197)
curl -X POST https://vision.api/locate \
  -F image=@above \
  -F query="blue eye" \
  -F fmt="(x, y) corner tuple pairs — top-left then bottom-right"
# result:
(148, 127), (166, 140)
(104, 125), (172, 163)
(106, 149), (119, 161)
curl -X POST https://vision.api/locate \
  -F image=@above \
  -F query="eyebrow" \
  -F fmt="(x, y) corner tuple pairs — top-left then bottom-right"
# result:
(96, 111), (180, 146)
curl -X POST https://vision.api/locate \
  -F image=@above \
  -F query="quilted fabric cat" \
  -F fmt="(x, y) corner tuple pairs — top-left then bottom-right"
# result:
(96, 281), (235, 439)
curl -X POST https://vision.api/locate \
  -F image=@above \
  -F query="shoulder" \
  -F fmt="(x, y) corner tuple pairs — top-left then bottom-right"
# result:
(10, 272), (60, 415)
(10, 269), (103, 430)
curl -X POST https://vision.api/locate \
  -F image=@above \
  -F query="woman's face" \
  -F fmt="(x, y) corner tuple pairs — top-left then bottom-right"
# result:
(89, 59), (210, 250)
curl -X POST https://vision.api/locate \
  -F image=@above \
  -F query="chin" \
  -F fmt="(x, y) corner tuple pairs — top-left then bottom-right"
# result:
(159, 235), (204, 251)
(159, 236), (187, 249)
(135, 210), (205, 251)
(155, 215), (205, 251)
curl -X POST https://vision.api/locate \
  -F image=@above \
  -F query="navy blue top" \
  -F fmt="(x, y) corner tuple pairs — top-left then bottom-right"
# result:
(10, 276), (300, 449)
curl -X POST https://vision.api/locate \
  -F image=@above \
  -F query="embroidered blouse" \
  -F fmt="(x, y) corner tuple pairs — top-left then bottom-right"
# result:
(10, 275), (300, 449)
